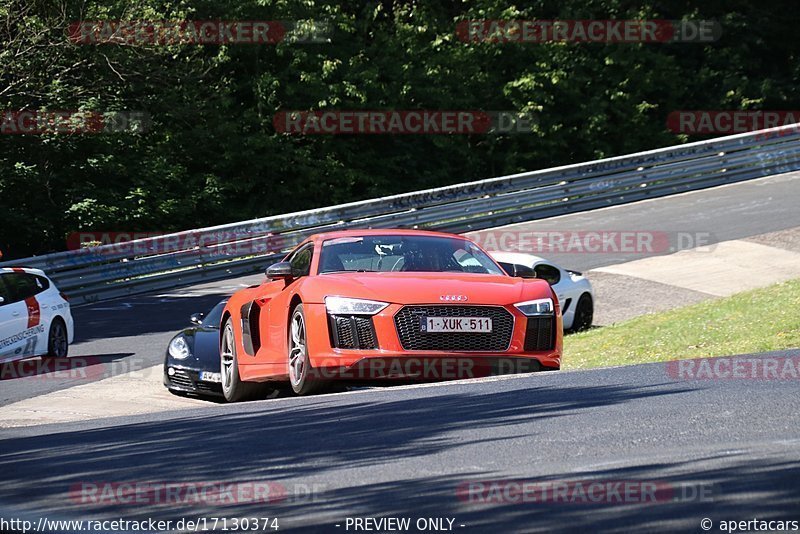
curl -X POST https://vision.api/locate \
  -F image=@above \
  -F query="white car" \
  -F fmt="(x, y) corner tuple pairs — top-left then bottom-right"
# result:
(0, 267), (74, 362)
(490, 252), (594, 332)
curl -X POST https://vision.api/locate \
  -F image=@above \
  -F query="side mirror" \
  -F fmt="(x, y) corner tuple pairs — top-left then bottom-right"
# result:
(266, 261), (294, 280)
(499, 262), (537, 279)
(190, 312), (204, 325)
(533, 265), (561, 285)
(0, 295), (4, 305)
(512, 264), (538, 279)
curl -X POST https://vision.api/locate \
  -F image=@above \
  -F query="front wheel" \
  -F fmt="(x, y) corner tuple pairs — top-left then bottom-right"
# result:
(288, 304), (328, 395)
(220, 318), (267, 402)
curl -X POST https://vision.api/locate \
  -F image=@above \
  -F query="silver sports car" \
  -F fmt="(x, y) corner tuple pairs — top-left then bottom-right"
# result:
(490, 252), (594, 332)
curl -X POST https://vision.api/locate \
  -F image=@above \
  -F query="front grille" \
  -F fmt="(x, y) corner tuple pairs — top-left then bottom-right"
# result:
(524, 317), (556, 351)
(168, 369), (222, 393)
(394, 305), (514, 351)
(329, 315), (378, 349)
(169, 369), (195, 389)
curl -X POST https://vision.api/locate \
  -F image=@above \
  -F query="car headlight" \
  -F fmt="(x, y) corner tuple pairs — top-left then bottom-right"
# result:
(514, 298), (555, 316)
(325, 296), (389, 315)
(168, 335), (191, 360)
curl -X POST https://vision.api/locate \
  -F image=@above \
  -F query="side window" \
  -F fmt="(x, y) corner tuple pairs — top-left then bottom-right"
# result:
(533, 263), (561, 285)
(0, 275), (9, 306)
(33, 275), (50, 294)
(19, 274), (40, 298)
(2, 273), (38, 303)
(289, 246), (313, 277)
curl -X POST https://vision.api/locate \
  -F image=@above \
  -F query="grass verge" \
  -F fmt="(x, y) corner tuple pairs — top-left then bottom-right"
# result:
(563, 277), (800, 370)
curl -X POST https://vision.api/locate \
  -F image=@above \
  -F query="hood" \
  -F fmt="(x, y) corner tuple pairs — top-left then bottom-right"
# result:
(301, 272), (551, 305)
(167, 327), (221, 371)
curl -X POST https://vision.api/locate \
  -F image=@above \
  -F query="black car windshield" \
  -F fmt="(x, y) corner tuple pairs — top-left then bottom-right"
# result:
(319, 235), (504, 275)
(203, 300), (227, 328)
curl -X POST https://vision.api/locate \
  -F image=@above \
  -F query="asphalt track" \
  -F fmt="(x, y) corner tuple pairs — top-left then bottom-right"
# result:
(1, 350), (799, 532)
(0, 172), (799, 532)
(467, 169), (800, 270)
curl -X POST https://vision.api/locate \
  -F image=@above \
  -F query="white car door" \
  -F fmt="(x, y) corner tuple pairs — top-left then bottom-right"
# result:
(552, 270), (578, 309)
(0, 273), (33, 362)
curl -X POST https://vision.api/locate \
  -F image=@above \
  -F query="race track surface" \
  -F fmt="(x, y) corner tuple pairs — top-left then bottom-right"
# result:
(1, 350), (799, 532)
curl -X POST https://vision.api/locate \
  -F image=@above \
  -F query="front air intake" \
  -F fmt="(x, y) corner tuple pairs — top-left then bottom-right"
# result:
(523, 317), (556, 351)
(328, 315), (378, 349)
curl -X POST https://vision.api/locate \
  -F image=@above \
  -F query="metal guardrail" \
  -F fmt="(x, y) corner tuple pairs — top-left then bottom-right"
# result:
(4, 124), (800, 305)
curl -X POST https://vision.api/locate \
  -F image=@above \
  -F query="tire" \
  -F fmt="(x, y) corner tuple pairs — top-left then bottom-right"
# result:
(288, 304), (328, 395)
(44, 318), (68, 358)
(220, 318), (267, 402)
(571, 293), (594, 332)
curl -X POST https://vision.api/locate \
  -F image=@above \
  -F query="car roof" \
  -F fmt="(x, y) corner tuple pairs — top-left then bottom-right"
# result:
(0, 266), (47, 277)
(308, 228), (466, 243)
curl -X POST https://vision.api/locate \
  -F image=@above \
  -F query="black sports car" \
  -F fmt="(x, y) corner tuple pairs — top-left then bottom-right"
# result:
(163, 299), (227, 397)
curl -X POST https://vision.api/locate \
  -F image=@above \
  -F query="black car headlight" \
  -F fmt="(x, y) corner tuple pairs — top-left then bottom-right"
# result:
(168, 335), (191, 360)
(514, 298), (555, 316)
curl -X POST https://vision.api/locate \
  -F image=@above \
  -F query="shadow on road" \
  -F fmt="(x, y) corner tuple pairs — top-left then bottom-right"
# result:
(0, 380), (752, 533)
(0, 352), (140, 406)
(72, 293), (231, 342)
(0, 353), (136, 382)
(279, 455), (800, 533)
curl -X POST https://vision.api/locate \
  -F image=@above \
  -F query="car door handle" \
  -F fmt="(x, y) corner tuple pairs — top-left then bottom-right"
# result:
(11, 311), (20, 316)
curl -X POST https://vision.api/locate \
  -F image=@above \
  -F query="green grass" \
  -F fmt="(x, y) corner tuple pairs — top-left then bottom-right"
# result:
(563, 277), (800, 370)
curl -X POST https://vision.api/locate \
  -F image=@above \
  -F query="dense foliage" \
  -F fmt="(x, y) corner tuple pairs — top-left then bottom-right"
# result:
(1, 0), (798, 259)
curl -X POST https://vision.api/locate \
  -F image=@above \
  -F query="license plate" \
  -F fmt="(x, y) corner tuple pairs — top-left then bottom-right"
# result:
(199, 371), (222, 383)
(420, 317), (492, 333)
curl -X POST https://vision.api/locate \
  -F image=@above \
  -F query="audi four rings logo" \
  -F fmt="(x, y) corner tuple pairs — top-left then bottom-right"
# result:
(439, 295), (468, 302)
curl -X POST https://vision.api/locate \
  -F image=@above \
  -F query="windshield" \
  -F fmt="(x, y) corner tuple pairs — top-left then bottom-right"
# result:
(319, 235), (504, 275)
(203, 300), (227, 328)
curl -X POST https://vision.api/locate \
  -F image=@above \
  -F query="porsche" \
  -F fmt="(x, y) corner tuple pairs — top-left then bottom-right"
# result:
(219, 229), (562, 401)
(490, 251), (594, 332)
(164, 299), (227, 398)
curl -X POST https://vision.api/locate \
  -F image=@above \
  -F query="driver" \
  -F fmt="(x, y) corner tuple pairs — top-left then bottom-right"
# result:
(401, 241), (447, 271)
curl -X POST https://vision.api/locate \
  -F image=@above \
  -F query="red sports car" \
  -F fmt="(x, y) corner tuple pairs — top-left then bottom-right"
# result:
(219, 229), (562, 401)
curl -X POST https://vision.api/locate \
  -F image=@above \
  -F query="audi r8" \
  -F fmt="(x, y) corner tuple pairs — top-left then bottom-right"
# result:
(219, 229), (563, 401)
(0, 267), (74, 362)
(490, 251), (594, 332)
